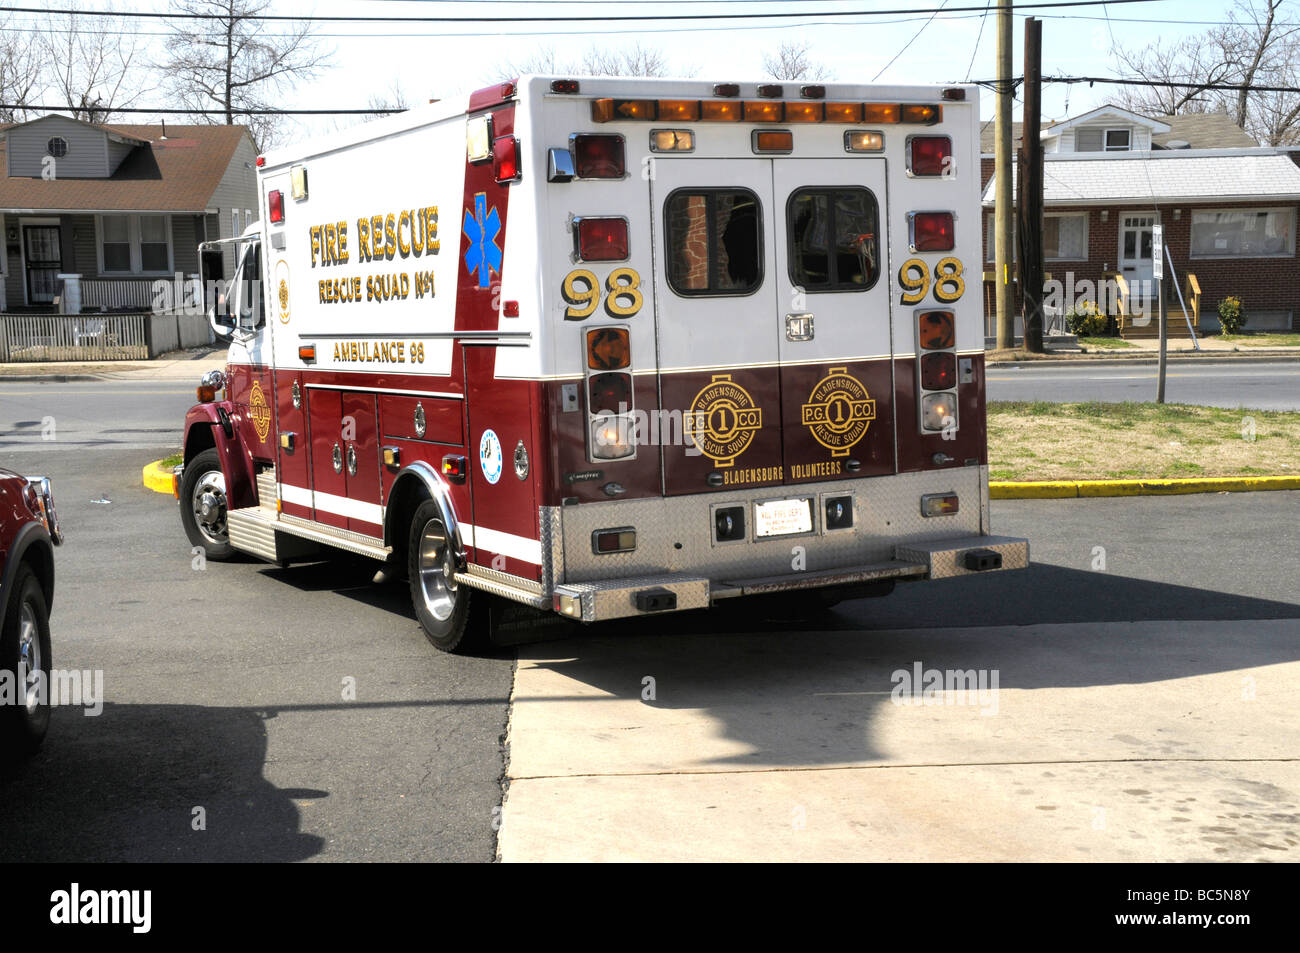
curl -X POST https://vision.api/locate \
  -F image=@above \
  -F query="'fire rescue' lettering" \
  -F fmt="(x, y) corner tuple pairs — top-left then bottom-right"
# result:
(310, 207), (439, 267)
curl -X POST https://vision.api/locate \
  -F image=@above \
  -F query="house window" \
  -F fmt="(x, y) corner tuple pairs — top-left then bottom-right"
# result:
(985, 212), (1088, 260)
(47, 137), (68, 158)
(664, 188), (763, 296)
(1075, 129), (1103, 152)
(1190, 208), (1295, 258)
(1104, 129), (1131, 151)
(1044, 213), (1088, 259)
(101, 216), (132, 272)
(98, 214), (173, 274)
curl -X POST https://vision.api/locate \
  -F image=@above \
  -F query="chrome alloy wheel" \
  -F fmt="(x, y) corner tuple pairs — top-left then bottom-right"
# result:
(18, 602), (42, 714)
(416, 518), (458, 623)
(191, 469), (228, 545)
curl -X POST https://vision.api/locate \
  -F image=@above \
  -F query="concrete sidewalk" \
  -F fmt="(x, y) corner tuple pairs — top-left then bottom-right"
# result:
(498, 620), (1300, 862)
(0, 346), (227, 381)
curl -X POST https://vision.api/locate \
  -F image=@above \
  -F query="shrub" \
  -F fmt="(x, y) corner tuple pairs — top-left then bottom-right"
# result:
(1217, 296), (1246, 334)
(1065, 300), (1108, 337)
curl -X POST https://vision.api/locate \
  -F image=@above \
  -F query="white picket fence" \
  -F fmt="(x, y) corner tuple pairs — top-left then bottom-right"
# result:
(0, 314), (149, 362)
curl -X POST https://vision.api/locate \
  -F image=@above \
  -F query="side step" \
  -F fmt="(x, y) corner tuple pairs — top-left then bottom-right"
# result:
(227, 506), (389, 563)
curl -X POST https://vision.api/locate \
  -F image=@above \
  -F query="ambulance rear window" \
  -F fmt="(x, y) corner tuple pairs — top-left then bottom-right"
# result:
(664, 188), (762, 296)
(787, 187), (879, 292)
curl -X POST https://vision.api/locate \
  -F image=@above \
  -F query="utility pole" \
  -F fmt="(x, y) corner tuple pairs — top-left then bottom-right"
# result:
(994, 0), (1015, 349)
(1154, 223), (1167, 402)
(1019, 16), (1045, 353)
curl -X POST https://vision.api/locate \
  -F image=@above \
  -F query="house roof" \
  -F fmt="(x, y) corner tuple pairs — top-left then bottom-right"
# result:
(0, 123), (251, 213)
(1043, 103), (1170, 135)
(981, 150), (1300, 206)
(980, 111), (1258, 153)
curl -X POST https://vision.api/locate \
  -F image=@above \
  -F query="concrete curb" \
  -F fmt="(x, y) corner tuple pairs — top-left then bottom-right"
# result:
(142, 460), (177, 496)
(990, 476), (1300, 499)
(988, 353), (1300, 368)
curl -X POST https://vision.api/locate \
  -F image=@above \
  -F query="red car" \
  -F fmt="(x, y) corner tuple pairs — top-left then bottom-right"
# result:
(0, 469), (62, 756)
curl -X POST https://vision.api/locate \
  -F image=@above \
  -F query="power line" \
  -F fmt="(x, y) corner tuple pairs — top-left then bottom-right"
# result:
(964, 0), (992, 82)
(1048, 74), (1300, 94)
(0, 105), (397, 115)
(873, 0), (952, 81)
(0, 1), (1179, 25)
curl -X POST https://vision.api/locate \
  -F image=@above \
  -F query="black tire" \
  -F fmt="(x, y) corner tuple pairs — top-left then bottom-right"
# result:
(1, 566), (52, 756)
(407, 500), (482, 653)
(180, 447), (234, 561)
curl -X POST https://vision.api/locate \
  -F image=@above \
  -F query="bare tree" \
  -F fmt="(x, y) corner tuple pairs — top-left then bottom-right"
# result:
(160, 0), (332, 148)
(0, 30), (42, 123)
(366, 82), (410, 118)
(1113, 0), (1300, 144)
(762, 41), (831, 82)
(38, 14), (152, 124)
(497, 42), (692, 81)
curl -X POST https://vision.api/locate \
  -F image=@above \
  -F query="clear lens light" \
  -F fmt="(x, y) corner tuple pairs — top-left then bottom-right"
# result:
(590, 415), (634, 459)
(922, 393), (957, 431)
(652, 129), (693, 151)
(846, 131), (884, 152)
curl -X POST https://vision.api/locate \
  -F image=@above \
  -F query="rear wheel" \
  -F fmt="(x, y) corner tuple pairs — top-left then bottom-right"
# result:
(180, 447), (233, 561)
(1, 566), (52, 756)
(407, 500), (482, 653)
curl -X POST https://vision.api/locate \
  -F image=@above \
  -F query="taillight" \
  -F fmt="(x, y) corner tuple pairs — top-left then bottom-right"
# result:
(592, 528), (636, 554)
(572, 134), (625, 178)
(575, 217), (629, 262)
(910, 211), (954, 252)
(551, 79), (580, 94)
(586, 327), (630, 370)
(588, 372), (632, 415)
(918, 311), (955, 350)
(268, 190), (284, 224)
(492, 135), (521, 182)
(921, 352), (956, 390)
(908, 136), (952, 176)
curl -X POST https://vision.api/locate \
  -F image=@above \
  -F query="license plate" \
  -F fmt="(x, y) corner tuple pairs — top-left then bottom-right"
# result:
(754, 498), (813, 538)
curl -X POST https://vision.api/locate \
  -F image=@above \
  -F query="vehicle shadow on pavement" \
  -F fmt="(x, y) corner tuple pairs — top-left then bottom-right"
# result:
(515, 565), (1300, 770)
(0, 702), (326, 862)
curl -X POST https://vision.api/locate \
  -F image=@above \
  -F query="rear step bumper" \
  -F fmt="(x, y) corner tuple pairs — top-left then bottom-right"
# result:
(553, 534), (1028, 622)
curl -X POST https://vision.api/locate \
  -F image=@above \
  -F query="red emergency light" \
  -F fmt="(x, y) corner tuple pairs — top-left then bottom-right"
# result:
(908, 136), (952, 177)
(573, 134), (625, 178)
(576, 218), (629, 261)
(268, 190), (284, 224)
(493, 135), (521, 183)
(921, 351), (956, 390)
(911, 211), (954, 252)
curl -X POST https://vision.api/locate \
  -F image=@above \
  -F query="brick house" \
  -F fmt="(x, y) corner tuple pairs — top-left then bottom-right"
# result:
(0, 114), (258, 313)
(979, 105), (1300, 336)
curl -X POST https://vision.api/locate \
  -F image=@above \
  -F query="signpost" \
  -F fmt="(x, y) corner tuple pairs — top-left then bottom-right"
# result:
(1153, 223), (1166, 403)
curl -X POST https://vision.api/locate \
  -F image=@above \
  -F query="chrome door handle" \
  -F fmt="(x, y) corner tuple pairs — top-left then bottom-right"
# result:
(785, 312), (814, 341)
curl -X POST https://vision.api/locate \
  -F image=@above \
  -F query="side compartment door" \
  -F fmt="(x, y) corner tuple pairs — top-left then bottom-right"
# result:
(307, 388), (347, 530)
(341, 392), (382, 536)
(772, 159), (895, 483)
(649, 159), (782, 496)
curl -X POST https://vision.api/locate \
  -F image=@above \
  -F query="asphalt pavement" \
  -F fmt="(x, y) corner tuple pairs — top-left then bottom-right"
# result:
(987, 360), (1300, 411)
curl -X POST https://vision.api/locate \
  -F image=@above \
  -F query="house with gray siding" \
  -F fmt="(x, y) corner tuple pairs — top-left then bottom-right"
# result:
(0, 114), (258, 312)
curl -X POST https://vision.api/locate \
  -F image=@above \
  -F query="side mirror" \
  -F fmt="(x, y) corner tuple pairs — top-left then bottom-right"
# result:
(201, 248), (234, 338)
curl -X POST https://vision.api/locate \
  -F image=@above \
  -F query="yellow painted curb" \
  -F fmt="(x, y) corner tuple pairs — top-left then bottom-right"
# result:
(991, 476), (1300, 499)
(143, 459), (177, 496)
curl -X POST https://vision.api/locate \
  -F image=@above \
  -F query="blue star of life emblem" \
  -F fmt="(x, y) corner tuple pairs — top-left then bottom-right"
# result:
(463, 192), (502, 289)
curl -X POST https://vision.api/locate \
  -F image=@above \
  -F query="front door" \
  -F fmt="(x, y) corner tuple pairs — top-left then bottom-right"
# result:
(1119, 214), (1156, 317)
(23, 225), (61, 306)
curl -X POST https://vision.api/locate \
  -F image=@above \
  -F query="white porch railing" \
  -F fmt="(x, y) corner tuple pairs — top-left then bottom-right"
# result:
(0, 314), (149, 361)
(78, 278), (160, 311)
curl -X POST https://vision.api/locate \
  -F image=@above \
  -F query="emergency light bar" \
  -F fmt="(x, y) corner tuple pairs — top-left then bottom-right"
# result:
(592, 99), (942, 125)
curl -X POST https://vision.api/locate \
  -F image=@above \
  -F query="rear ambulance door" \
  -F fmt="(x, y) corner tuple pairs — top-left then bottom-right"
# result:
(771, 159), (895, 483)
(649, 159), (782, 497)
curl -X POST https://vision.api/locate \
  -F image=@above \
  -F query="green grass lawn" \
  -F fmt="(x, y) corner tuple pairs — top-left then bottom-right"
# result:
(1205, 332), (1300, 347)
(1076, 336), (1137, 350)
(988, 401), (1299, 481)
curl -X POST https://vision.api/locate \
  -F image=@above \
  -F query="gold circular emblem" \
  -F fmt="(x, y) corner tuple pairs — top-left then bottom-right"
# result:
(684, 374), (763, 467)
(249, 379), (272, 443)
(275, 259), (290, 324)
(800, 367), (876, 457)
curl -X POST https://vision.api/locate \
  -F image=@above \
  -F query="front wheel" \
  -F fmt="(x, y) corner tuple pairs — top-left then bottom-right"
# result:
(407, 500), (483, 653)
(179, 447), (234, 561)
(1, 566), (52, 756)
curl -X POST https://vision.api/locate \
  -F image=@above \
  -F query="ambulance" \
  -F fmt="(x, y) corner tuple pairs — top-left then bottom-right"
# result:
(176, 76), (1028, 652)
